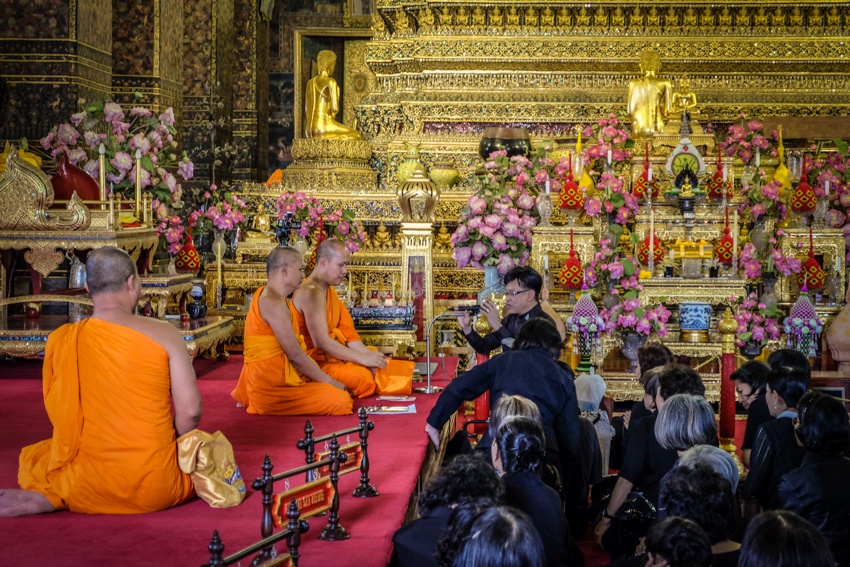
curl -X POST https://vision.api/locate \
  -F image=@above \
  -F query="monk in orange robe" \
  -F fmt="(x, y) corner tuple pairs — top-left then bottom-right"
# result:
(232, 246), (352, 415)
(0, 247), (201, 516)
(293, 239), (386, 398)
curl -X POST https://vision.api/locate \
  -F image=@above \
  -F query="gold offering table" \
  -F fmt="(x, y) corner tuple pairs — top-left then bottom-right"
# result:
(0, 313), (235, 360)
(138, 272), (195, 319)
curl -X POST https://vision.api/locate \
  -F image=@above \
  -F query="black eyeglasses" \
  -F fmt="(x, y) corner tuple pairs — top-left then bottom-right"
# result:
(505, 288), (531, 297)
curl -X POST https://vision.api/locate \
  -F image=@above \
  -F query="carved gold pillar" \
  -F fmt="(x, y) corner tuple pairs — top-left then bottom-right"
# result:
(718, 307), (740, 460)
(0, 0), (112, 142)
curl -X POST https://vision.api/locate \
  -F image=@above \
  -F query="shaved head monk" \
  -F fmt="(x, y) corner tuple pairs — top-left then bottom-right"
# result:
(232, 246), (352, 415)
(1, 247), (201, 517)
(292, 239), (386, 398)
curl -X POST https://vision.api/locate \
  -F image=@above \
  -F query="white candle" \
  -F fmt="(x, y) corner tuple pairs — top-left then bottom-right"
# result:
(134, 149), (142, 218)
(732, 210), (739, 271)
(722, 165), (727, 182)
(825, 180), (830, 196)
(648, 166), (653, 182)
(755, 148), (760, 167)
(607, 148), (612, 165)
(544, 253), (549, 271)
(649, 208), (655, 271)
(545, 178), (550, 195)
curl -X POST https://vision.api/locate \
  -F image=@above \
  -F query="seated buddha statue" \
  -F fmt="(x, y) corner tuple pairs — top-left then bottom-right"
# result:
(718, 7), (733, 29)
(418, 7), (435, 30)
(455, 6), (469, 26)
(305, 50), (360, 140)
(789, 7), (804, 28)
(665, 6), (680, 28)
(506, 6), (521, 29)
(738, 7), (752, 28)
(611, 6), (625, 28)
(630, 6), (644, 28)
(771, 6), (785, 27)
(373, 222), (392, 249)
(592, 6), (607, 27)
(472, 6), (486, 28)
(434, 223), (452, 252)
(700, 7), (714, 28)
(827, 6), (841, 27)
(646, 7), (661, 28)
(754, 7), (769, 28)
(525, 6), (538, 27)
(490, 6), (504, 28)
(540, 7), (555, 30)
(246, 205), (275, 242)
(394, 9), (410, 33)
(683, 7), (698, 28)
(575, 7), (591, 28)
(671, 75), (700, 118)
(437, 7), (452, 29)
(628, 50), (673, 139)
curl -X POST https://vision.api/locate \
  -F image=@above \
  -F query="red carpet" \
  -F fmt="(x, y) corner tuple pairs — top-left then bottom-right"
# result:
(0, 356), (443, 567)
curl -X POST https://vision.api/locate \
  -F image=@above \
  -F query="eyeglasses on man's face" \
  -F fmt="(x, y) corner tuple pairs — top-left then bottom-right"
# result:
(505, 287), (531, 297)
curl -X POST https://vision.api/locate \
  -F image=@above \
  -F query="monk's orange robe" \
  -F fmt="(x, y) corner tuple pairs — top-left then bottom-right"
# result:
(18, 319), (195, 514)
(231, 287), (353, 415)
(294, 287), (377, 398)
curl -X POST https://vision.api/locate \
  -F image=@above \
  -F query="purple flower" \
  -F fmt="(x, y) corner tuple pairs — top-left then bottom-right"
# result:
(158, 108), (175, 126)
(516, 192), (534, 210)
(501, 221), (520, 238)
(451, 224), (469, 244)
(130, 133), (151, 154)
(130, 107), (153, 117)
(104, 102), (125, 124)
(478, 225), (496, 238)
(497, 253), (515, 274)
(492, 234), (508, 251)
(584, 198), (602, 216)
(67, 148), (87, 165)
(472, 241), (489, 261)
(468, 195), (487, 215)
(484, 214), (502, 229)
(57, 123), (79, 145)
(111, 151), (133, 173)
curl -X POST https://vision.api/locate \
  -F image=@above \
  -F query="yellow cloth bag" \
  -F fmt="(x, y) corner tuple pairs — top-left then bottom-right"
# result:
(375, 359), (415, 396)
(177, 430), (246, 508)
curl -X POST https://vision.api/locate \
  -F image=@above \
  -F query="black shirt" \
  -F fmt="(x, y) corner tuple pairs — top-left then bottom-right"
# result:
(618, 413), (679, 506)
(463, 303), (554, 355)
(504, 471), (572, 567)
(742, 394), (771, 451)
(389, 505), (452, 567)
(742, 416), (805, 509)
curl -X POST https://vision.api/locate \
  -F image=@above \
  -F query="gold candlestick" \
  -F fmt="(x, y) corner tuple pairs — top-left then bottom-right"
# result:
(134, 149), (142, 222)
(98, 144), (107, 209)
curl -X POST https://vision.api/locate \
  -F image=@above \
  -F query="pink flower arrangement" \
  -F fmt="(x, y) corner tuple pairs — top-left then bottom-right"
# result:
(720, 114), (779, 164)
(581, 114), (634, 167)
(731, 292), (782, 348)
(275, 191), (365, 253)
(452, 152), (540, 274)
(190, 184), (247, 232)
(739, 232), (802, 280)
(582, 239), (641, 291)
(738, 171), (786, 221)
(583, 172), (639, 225)
(600, 289), (671, 337)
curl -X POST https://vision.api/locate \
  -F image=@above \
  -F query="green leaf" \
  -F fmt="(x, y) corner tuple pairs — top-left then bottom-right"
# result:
(630, 232), (639, 244)
(224, 191), (233, 202)
(832, 138), (849, 157)
(607, 223), (624, 240)
(623, 139), (635, 150)
(609, 193), (625, 208)
(633, 308), (645, 319)
(86, 101), (104, 115)
(622, 259), (635, 277)
(738, 331), (753, 341)
(18, 137), (29, 150)
(341, 209), (356, 221)
(623, 290), (638, 300)
(134, 92), (144, 100)
(141, 156), (154, 172)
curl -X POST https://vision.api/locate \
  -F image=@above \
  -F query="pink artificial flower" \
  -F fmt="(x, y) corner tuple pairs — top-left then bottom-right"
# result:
(478, 225), (496, 238)
(67, 148), (87, 165)
(468, 195), (488, 215)
(104, 102), (125, 124)
(111, 151), (133, 173)
(453, 246), (472, 268)
(484, 214), (502, 229)
(497, 253), (515, 274)
(516, 191), (534, 210)
(471, 241), (489, 261)
(130, 107), (153, 117)
(57, 123), (79, 145)
(827, 209), (846, 228)
(451, 224), (469, 244)
(584, 198), (602, 216)
(158, 108), (175, 126)
(130, 133), (151, 154)
(492, 234), (508, 251)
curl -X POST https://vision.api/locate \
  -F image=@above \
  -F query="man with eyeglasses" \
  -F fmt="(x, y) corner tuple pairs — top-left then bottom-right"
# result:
(458, 266), (556, 355)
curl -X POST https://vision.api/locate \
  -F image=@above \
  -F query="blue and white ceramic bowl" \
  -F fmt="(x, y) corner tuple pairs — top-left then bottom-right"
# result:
(679, 302), (712, 331)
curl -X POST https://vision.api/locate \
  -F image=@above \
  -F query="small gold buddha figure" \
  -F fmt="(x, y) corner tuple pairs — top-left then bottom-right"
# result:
(438, 7), (453, 29)
(575, 7), (591, 27)
(305, 51), (360, 140)
(540, 7), (555, 30)
(700, 7), (714, 28)
(370, 13), (387, 33)
(630, 6), (644, 28)
(683, 7), (698, 28)
(418, 7), (435, 30)
(455, 5), (469, 27)
(680, 179), (695, 198)
(771, 6), (785, 27)
(489, 6), (503, 28)
(619, 228), (633, 255)
(738, 7), (751, 28)
(557, 7), (570, 27)
(506, 6), (521, 29)
(394, 9), (410, 33)
(246, 204), (273, 242)
(647, 7), (661, 28)
(472, 6), (486, 28)
(525, 6), (538, 27)
(611, 6), (625, 28)
(628, 50), (673, 139)
(811, 7), (824, 27)
(665, 6), (680, 28)
(718, 7), (733, 28)
(827, 6), (841, 27)
(789, 7), (804, 28)
(754, 7), (769, 28)
(671, 75), (700, 117)
(593, 6), (607, 27)
(434, 223), (452, 251)
(373, 222), (392, 249)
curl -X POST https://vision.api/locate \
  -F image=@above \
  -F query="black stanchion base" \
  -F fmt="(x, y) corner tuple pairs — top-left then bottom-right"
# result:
(353, 484), (379, 498)
(318, 524), (351, 541)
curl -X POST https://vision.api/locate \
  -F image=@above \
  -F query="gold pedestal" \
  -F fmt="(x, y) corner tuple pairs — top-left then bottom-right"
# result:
(276, 139), (377, 195)
(680, 330), (710, 343)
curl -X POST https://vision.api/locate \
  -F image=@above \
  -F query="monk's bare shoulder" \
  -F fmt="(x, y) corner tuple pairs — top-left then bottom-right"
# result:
(292, 279), (324, 313)
(258, 288), (290, 323)
(107, 314), (186, 354)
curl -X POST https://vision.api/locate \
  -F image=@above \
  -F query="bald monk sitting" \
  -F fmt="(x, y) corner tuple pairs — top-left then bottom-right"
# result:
(0, 247), (201, 517)
(293, 239), (386, 398)
(232, 246), (353, 415)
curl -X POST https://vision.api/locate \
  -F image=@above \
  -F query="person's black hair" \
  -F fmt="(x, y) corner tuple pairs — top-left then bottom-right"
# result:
(660, 465), (736, 544)
(739, 510), (835, 567)
(441, 505), (545, 567)
(435, 499), (497, 567)
(503, 266), (543, 300)
(766, 366), (809, 410)
(643, 369), (661, 397)
(730, 360), (770, 396)
(795, 390), (850, 455)
(658, 363), (705, 400)
(513, 317), (563, 359)
(767, 349), (811, 389)
(495, 417), (545, 475)
(418, 454), (504, 516)
(638, 343), (674, 383)
(644, 516), (712, 567)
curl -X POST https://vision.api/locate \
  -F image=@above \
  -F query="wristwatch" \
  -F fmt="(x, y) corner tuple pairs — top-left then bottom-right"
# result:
(602, 510), (616, 520)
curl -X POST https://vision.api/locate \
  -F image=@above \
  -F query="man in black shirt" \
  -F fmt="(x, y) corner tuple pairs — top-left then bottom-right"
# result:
(459, 266), (555, 355)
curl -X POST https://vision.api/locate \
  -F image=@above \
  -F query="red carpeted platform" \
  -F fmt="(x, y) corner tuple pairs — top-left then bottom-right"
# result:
(0, 356), (448, 567)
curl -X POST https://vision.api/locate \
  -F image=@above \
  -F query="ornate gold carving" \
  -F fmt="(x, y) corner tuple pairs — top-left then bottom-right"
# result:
(777, 227), (846, 303)
(0, 151), (91, 232)
(290, 138), (373, 161)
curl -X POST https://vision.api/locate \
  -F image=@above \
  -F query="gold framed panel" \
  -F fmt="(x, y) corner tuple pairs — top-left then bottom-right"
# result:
(293, 28), (374, 142)
(344, 0), (374, 27)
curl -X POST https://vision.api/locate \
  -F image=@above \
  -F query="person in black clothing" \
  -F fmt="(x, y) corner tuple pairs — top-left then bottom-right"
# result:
(595, 363), (705, 551)
(643, 517), (713, 567)
(390, 454), (503, 567)
(492, 417), (578, 567)
(458, 266), (555, 354)
(767, 348), (812, 386)
(739, 510), (835, 567)
(777, 390), (850, 567)
(742, 366), (808, 515)
(425, 318), (580, 489)
(731, 361), (771, 467)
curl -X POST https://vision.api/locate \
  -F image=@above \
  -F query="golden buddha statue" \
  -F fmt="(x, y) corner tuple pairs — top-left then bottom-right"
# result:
(456, 5), (469, 26)
(771, 6), (785, 27)
(827, 6), (841, 27)
(630, 6), (644, 28)
(506, 6), (521, 29)
(700, 7), (714, 28)
(418, 7), (435, 30)
(611, 6), (625, 28)
(628, 50), (673, 139)
(665, 6), (680, 28)
(557, 7), (570, 27)
(434, 223), (452, 252)
(525, 6), (538, 27)
(472, 6), (486, 28)
(789, 7), (804, 28)
(683, 7), (698, 28)
(394, 9), (410, 33)
(438, 7), (452, 29)
(680, 179), (695, 198)
(647, 7), (661, 28)
(718, 7), (733, 28)
(576, 7), (591, 27)
(738, 7), (751, 28)
(304, 50), (360, 140)
(373, 222), (392, 249)
(671, 75), (700, 117)
(540, 7), (555, 30)
(246, 204), (274, 241)
(593, 6), (607, 27)
(811, 7), (824, 27)
(754, 7), (769, 28)
(490, 6), (504, 28)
